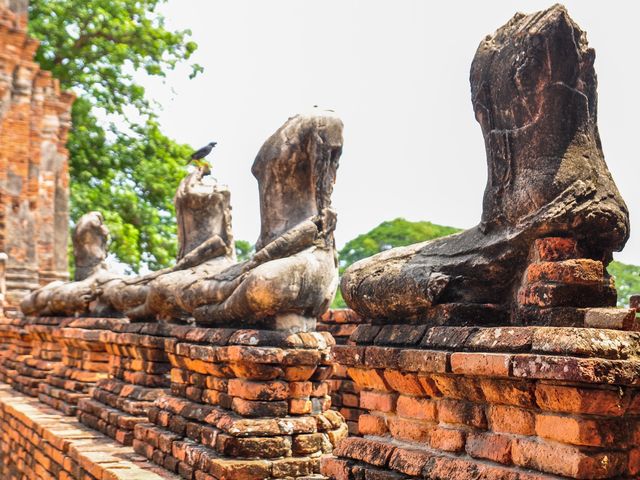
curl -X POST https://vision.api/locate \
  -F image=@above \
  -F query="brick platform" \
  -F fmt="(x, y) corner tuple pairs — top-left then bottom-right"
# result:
(0, 384), (178, 479)
(77, 323), (171, 445)
(39, 317), (128, 416)
(324, 322), (640, 479)
(134, 325), (348, 479)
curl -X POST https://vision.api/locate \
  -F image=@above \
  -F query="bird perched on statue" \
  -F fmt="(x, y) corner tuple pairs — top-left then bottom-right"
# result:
(188, 141), (217, 169)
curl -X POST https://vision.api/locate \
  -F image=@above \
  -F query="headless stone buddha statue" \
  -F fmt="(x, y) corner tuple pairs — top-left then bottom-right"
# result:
(20, 211), (116, 316)
(341, 5), (629, 322)
(150, 111), (343, 329)
(93, 166), (235, 320)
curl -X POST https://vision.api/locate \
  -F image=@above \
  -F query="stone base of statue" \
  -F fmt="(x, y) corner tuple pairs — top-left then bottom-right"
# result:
(133, 323), (348, 479)
(77, 322), (172, 445)
(37, 317), (128, 416)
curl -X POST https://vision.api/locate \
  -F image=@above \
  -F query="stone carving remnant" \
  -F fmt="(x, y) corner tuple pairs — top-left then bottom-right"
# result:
(20, 212), (116, 316)
(165, 111), (343, 329)
(20, 111), (343, 327)
(341, 5), (629, 323)
(94, 166), (235, 320)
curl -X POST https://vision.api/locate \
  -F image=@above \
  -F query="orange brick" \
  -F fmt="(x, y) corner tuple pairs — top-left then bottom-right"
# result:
(387, 417), (431, 443)
(478, 378), (535, 407)
(487, 405), (534, 435)
(228, 378), (288, 401)
(289, 382), (312, 398)
(417, 376), (441, 397)
(347, 368), (391, 391)
(535, 383), (627, 416)
(525, 259), (604, 284)
(320, 457), (351, 480)
(465, 432), (512, 464)
(334, 437), (396, 467)
(359, 391), (397, 413)
(283, 365), (316, 381)
(511, 437), (626, 478)
(535, 413), (622, 447)
(388, 447), (434, 476)
(437, 398), (486, 428)
(428, 426), (465, 452)
(396, 395), (437, 421)
(431, 375), (485, 402)
(358, 414), (388, 436)
(531, 237), (580, 261)
(383, 370), (425, 396)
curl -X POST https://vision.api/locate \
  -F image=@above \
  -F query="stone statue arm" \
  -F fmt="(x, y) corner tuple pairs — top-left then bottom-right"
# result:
(250, 207), (336, 266)
(174, 234), (229, 270)
(99, 233), (229, 290)
(210, 209), (335, 283)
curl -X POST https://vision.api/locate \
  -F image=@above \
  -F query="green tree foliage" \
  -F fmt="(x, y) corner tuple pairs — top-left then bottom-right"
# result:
(29, 0), (200, 272)
(608, 260), (640, 307)
(235, 240), (254, 263)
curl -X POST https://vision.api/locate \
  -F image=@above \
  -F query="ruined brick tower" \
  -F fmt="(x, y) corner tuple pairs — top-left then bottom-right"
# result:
(0, 0), (74, 314)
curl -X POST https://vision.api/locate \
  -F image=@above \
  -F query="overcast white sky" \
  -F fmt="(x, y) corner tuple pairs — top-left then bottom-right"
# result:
(141, 0), (640, 264)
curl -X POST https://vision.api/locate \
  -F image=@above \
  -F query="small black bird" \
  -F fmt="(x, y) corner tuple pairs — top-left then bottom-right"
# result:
(189, 141), (217, 167)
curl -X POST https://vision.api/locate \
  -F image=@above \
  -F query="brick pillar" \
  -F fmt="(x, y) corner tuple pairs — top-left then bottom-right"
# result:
(134, 323), (348, 479)
(0, 2), (73, 312)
